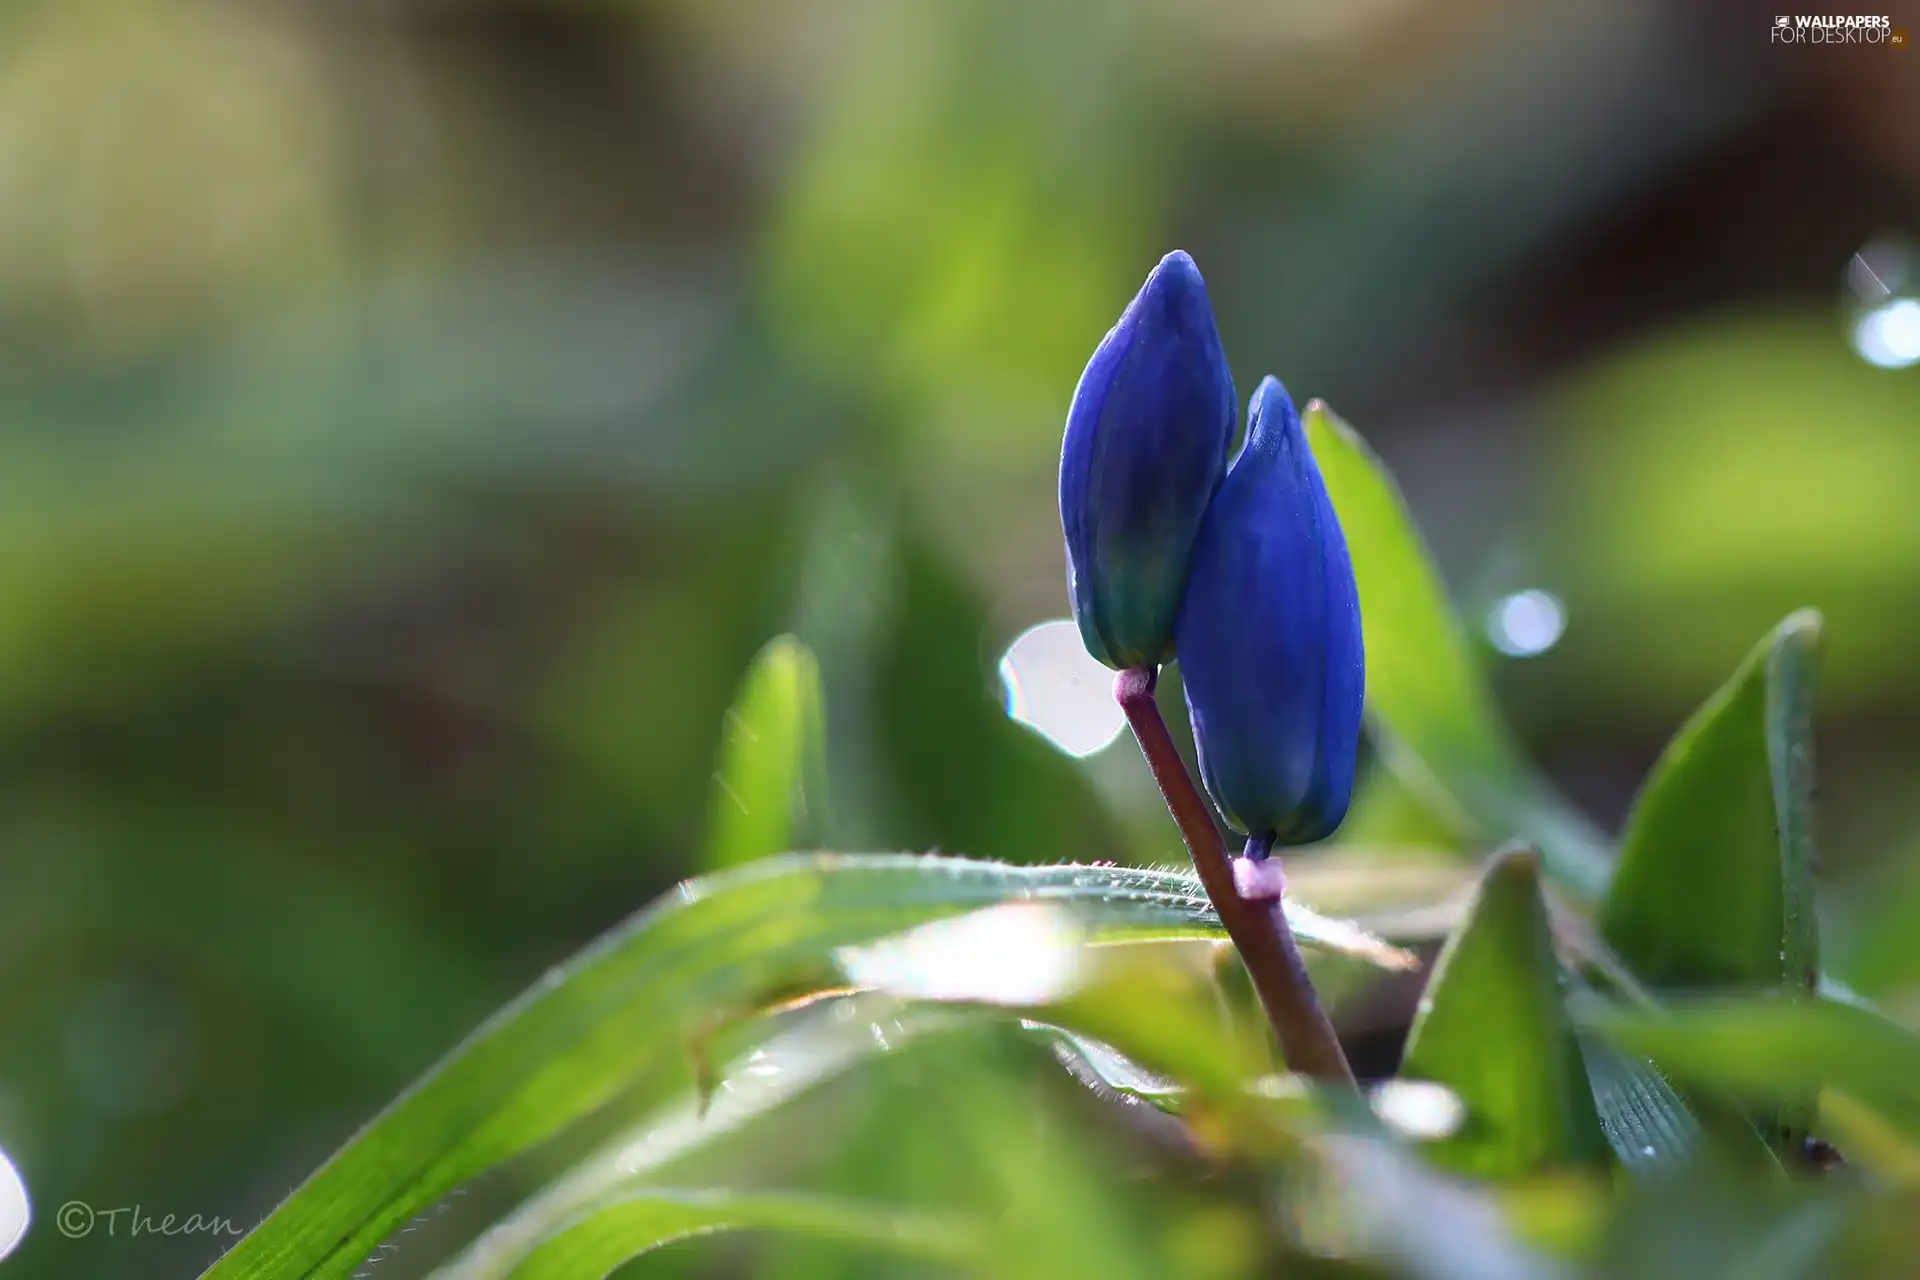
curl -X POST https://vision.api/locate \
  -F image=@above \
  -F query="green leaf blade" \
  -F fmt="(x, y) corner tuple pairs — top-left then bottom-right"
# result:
(1305, 401), (1612, 901)
(1600, 612), (1821, 995)
(1583, 997), (1920, 1144)
(1399, 848), (1609, 1177)
(1597, 612), (1822, 1149)
(705, 634), (827, 871)
(503, 1190), (976, 1280)
(1303, 401), (1511, 781)
(1766, 609), (1821, 1001)
(199, 855), (1402, 1280)
(1578, 1034), (1705, 1173)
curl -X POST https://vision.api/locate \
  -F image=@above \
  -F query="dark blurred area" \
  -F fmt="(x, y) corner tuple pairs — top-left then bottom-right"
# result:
(0, 0), (1915, 1274)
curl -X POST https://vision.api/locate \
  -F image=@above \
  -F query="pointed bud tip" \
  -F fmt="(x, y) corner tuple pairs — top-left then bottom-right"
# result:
(1246, 375), (1302, 440)
(1060, 247), (1234, 671)
(1139, 249), (1211, 313)
(1487, 844), (1543, 881)
(1155, 248), (1200, 276)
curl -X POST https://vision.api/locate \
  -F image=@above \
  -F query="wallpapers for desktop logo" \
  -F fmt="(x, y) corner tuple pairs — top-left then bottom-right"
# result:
(1772, 14), (1907, 44)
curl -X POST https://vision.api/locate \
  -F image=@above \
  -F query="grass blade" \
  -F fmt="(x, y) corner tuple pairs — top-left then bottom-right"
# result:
(503, 1189), (976, 1280)
(705, 635), (827, 870)
(200, 855), (1401, 1280)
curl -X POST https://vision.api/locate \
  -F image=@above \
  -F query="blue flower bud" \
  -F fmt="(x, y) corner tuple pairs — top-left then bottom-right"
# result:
(1060, 250), (1236, 670)
(1176, 377), (1364, 844)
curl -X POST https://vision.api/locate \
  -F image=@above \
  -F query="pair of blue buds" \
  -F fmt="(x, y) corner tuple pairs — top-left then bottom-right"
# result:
(1059, 251), (1364, 846)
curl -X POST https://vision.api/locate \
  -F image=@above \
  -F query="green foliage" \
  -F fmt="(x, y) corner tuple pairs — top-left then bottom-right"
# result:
(1586, 997), (1920, 1142)
(1597, 1174), (1850, 1280)
(5, 8), (1918, 1280)
(1599, 611), (1822, 1151)
(496, 1189), (975, 1280)
(1303, 402), (1513, 786)
(1399, 849), (1608, 1177)
(197, 857), (1402, 1280)
(1576, 1036), (1706, 1173)
(1601, 613), (1821, 996)
(1305, 401), (1612, 900)
(196, 402), (1920, 1280)
(705, 635), (828, 871)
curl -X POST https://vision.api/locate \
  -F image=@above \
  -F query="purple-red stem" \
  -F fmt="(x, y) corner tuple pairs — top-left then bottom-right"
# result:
(1114, 667), (1356, 1086)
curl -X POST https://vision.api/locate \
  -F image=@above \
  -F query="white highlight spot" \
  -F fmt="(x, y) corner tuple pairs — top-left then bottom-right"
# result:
(999, 620), (1126, 757)
(1853, 298), (1920, 370)
(835, 904), (1085, 1005)
(1371, 1079), (1465, 1141)
(0, 1146), (28, 1261)
(1486, 589), (1566, 658)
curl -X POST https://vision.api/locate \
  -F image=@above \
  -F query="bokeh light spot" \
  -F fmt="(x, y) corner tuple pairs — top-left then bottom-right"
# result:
(836, 903), (1085, 1005)
(999, 619), (1126, 757)
(1486, 589), (1566, 658)
(0, 1146), (28, 1261)
(1853, 298), (1920, 370)
(1370, 1079), (1465, 1142)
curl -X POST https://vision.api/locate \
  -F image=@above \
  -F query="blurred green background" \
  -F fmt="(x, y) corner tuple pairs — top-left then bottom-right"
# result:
(0, 0), (1915, 1274)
